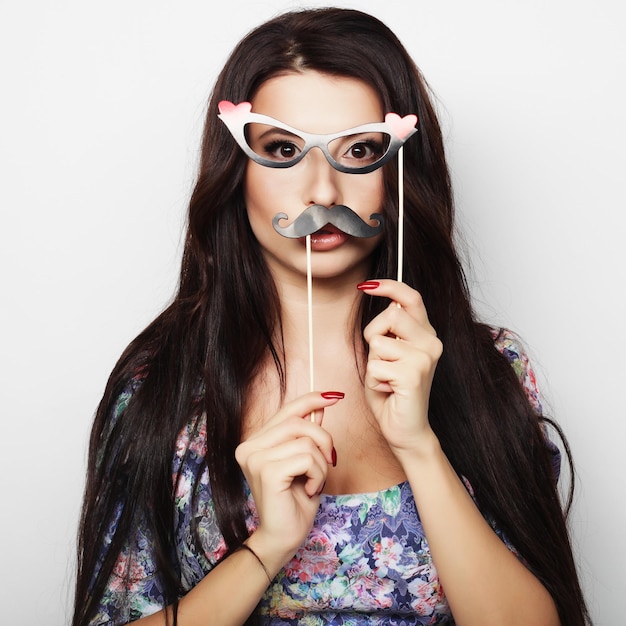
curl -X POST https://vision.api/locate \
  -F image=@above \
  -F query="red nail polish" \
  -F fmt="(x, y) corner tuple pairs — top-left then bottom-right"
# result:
(321, 391), (345, 400)
(332, 447), (337, 467)
(357, 281), (380, 290)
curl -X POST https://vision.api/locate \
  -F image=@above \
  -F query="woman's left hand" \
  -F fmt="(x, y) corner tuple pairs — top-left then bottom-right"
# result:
(360, 279), (443, 455)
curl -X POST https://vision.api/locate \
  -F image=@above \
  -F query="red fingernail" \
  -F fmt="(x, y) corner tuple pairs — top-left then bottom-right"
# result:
(321, 391), (345, 400)
(357, 281), (380, 290)
(332, 447), (337, 467)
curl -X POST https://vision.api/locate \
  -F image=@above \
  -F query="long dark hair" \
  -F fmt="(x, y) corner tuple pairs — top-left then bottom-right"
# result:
(73, 8), (590, 626)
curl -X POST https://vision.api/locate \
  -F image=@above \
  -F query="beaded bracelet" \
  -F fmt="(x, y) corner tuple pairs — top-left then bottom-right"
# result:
(238, 543), (272, 584)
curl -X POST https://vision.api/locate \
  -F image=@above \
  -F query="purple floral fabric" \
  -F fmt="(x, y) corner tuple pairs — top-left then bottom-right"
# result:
(257, 481), (451, 624)
(89, 329), (556, 625)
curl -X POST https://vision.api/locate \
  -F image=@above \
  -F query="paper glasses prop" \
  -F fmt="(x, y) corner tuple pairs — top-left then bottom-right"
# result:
(217, 100), (417, 175)
(218, 100), (418, 412)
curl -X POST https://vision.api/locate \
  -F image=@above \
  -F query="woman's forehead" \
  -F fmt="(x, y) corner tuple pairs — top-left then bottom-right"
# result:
(250, 71), (384, 135)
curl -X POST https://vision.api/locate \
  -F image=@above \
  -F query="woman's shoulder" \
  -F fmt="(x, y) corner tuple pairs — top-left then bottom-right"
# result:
(491, 326), (529, 359)
(99, 369), (147, 434)
(490, 327), (543, 415)
(111, 372), (145, 416)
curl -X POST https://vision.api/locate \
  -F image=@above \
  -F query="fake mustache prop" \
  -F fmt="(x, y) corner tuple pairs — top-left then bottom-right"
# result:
(272, 204), (384, 239)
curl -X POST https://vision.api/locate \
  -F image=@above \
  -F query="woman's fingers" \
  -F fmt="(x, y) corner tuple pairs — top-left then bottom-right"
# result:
(243, 435), (330, 498)
(359, 279), (435, 332)
(361, 282), (442, 366)
(364, 306), (439, 350)
(366, 322), (443, 364)
(259, 391), (344, 429)
(360, 280), (442, 396)
(365, 336), (440, 393)
(242, 391), (342, 465)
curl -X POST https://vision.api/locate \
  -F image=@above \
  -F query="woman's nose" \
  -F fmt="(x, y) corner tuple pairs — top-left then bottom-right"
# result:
(303, 148), (341, 207)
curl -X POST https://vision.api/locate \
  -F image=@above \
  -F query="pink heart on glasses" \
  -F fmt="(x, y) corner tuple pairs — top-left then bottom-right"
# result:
(385, 112), (418, 139)
(218, 100), (252, 119)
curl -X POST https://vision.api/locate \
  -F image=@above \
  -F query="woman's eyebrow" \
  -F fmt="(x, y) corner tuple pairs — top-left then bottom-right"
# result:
(252, 126), (302, 141)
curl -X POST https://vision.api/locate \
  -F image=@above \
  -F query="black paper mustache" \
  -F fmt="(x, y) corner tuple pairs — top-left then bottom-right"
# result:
(272, 204), (384, 239)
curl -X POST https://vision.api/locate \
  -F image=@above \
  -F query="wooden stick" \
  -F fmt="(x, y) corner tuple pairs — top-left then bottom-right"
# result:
(397, 145), (404, 285)
(395, 146), (404, 317)
(306, 234), (315, 420)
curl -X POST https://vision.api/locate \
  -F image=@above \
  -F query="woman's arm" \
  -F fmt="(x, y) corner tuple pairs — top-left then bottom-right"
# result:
(136, 541), (276, 626)
(360, 279), (560, 626)
(396, 433), (559, 626)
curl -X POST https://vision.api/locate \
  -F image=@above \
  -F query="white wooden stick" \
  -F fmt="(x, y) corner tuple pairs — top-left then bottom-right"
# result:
(397, 146), (404, 284)
(306, 234), (315, 420)
(395, 146), (405, 319)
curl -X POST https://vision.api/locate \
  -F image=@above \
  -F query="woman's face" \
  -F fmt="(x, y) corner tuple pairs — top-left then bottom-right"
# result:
(244, 70), (384, 284)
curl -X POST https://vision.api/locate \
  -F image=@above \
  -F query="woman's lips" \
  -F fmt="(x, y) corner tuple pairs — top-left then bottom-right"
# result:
(300, 224), (349, 251)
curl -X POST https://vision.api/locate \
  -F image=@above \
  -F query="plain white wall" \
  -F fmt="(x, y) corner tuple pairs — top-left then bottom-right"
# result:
(1, 1), (624, 623)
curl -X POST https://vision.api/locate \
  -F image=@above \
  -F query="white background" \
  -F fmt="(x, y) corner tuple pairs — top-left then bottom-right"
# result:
(1, 1), (624, 624)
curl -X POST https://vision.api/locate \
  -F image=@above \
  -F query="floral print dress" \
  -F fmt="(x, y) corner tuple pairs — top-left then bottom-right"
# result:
(89, 329), (557, 625)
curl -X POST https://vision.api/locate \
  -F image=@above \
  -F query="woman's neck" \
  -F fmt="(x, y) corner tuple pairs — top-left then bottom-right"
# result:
(243, 265), (368, 432)
(276, 268), (366, 364)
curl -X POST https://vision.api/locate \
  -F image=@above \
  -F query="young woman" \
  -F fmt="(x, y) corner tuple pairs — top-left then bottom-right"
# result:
(72, 8), (590, 626)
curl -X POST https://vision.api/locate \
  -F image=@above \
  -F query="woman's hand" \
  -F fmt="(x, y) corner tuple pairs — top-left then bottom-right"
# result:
(359, 280), (443, 456)
(234, 392), (340, 575)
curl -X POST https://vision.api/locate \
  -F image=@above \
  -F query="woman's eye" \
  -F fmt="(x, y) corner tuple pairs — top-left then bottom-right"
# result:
(349, 144), (369, 159)
(264, 140), (300, 161)
(345, 141), (384, 163)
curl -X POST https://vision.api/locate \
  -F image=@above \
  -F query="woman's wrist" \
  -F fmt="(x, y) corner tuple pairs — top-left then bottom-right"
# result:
(243, 531), (297, 580)
(391, 426), (443, 466)
(237, 543), (273, 584)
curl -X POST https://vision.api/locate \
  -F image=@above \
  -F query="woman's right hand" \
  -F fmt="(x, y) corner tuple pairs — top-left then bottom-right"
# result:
(234, 391), (341, 576)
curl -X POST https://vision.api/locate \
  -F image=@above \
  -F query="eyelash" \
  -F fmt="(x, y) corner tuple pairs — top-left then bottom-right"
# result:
(263, 140), (301, 159)
(345, 139), (384, 159)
